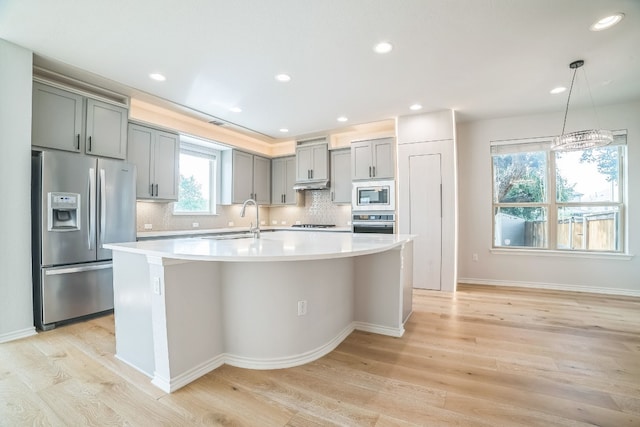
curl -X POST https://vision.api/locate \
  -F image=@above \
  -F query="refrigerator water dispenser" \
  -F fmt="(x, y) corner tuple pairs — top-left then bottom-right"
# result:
(48, 192), (80, 231)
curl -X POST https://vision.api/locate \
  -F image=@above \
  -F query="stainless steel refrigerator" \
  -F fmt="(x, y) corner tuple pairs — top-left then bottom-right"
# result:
(31, 150), (136, 330)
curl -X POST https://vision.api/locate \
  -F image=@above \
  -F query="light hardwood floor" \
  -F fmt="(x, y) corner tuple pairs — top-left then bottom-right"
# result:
(1, 284), (639, 426)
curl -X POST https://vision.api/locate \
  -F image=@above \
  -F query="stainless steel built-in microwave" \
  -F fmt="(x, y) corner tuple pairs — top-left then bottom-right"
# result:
(352, 180), (396, 212)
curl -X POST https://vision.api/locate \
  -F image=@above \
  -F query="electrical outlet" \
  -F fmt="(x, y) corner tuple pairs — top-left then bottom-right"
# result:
(192, 222), (199, 228)
(144, 223), (153, 230)
(152, 277), (161, 295)
(295, 220), (301, 225)
(472, 253), (479, 262)
(260, 220), (265, 225)
(297, 300), (307, 316)
(228, 221), (234, 227)
(272, 220), (278, 225)
(281, 221), (287, 225)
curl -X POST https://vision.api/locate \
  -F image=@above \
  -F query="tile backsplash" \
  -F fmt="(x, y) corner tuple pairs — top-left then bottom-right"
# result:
(136, 189), (351, 232)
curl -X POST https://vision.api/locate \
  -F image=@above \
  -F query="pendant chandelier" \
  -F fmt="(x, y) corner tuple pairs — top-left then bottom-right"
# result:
(551, 60), (613, 151)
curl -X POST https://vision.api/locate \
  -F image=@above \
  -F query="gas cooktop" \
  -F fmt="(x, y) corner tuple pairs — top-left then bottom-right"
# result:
(291, 224), (336, 229)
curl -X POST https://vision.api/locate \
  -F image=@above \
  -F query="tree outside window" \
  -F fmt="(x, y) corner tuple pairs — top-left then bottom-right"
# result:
(173, 146), (216, 215)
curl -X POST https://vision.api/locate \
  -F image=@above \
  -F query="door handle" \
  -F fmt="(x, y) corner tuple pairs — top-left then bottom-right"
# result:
(369, 166), (372, 177)
(372, 166), (376, 177)
(150, 183), (154, 197)
(88, 136), (92, 152)
(88, 168), (95, 250)
(155, 184), (159, 197)
(77, 134), (80, 150)
(99, 169), (106, 245)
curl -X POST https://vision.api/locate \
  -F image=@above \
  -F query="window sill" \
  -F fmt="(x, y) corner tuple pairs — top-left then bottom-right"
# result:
(172, 212), (219, 217)
(490, 248), (634, 261)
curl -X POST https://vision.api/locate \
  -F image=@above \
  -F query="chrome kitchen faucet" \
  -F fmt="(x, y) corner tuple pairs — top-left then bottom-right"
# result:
(240, 198), (260, 238)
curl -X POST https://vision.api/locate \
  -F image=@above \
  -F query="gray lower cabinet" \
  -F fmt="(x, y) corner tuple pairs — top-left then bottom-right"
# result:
(221, 150), (271, 205)
(127, 123), (179, 200)
(330, 149), (351, 204)
(351, 137), (395, 180)
(272, 156), (296, 205)
(32, 81), (128, 159)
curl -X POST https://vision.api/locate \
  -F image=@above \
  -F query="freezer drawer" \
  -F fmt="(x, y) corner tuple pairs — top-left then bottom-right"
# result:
(39, 262), (113, 328)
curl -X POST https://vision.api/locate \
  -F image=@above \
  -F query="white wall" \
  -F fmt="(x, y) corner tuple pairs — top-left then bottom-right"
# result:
(0, 39), (35, 341)
(457, 100), (640, 295)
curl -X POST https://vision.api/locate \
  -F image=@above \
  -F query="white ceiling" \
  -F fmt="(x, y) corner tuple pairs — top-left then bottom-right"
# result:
(1, 0), (639, 142)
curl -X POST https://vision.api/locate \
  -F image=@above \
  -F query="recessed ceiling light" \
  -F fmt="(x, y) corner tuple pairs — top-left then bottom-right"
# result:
(149, 73), (166, 82)
(337, 116), (348, 122)
(275, 73), (291, 82)
(550, 86), (567, 95)
(373, 41), (393, 54)
(409, 104), (423, 111)
(590, 13), (624, 31)
(229, 106), (242, 113)
(279, 128), (289, 133)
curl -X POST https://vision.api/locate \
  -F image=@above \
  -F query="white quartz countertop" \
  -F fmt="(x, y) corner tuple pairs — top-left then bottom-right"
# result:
(105, 231), (413, 262)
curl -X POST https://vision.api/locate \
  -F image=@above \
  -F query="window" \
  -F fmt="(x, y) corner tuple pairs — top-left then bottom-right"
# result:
(491, 132), (626, 253)
(173, 140), (219, 215)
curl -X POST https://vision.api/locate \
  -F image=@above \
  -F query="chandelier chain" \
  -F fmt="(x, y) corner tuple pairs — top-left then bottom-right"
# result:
(560, 66), (579, 136)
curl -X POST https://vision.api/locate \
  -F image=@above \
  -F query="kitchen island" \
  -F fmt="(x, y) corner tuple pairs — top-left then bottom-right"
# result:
(104, 231), (413, 393)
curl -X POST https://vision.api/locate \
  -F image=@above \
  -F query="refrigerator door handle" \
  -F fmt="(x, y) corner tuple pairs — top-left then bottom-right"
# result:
(45, 263), (112, 275)
(88, 168), (95, 250)
(100, 168), (106, 244)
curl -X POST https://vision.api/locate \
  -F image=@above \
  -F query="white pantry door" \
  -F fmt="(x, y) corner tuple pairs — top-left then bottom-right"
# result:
(407, 153), (442, 290)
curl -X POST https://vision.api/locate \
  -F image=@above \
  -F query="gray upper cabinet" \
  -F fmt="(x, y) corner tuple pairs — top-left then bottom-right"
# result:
(252, 154), (271, 205)
(32, 82), (128, 159)
(221, 150), (271, 205)
(85, 99), (128, 159)
(127, 123), (179, 200)
(272, 156), (296, 205)
(296, 139), (329, 182)
(351, 137), (395, 180)
(32, 82), (83, 153)
(330, 149), (351, 204)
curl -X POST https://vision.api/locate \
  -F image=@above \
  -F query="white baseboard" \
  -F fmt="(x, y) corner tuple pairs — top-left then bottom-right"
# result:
(0, 327), (37, 344)
(354, 322), (405, 338)
(225, 323), (356, 370)
(152, 354), (226, 393)
(137, 321), (406, 393)
(458, 277), (640, 297)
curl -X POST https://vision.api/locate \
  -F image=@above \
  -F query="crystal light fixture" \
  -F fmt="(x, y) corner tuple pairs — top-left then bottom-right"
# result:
(551, 60), (613, 151)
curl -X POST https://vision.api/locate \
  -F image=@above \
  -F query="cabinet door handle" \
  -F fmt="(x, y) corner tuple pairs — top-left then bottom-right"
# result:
(88, 136), (92, 152)
(155, 184), (159, 197)
(150, 184), (154, 197)
(310, 169), (313, 179)
(372, 166), (376, 177)
(331, 191), (334, 201)
(77, 134), (80, 150)
(369, 166), (372, 177)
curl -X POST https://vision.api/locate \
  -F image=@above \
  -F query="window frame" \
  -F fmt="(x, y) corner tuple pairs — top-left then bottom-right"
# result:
(490, 131), (627, 254)
(173, 141), (221, 216)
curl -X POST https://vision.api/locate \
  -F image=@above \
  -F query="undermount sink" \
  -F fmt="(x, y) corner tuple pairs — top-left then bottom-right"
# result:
(201, 233), (256, 240)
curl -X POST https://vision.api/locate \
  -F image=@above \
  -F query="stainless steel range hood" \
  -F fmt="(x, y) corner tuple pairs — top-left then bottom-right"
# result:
(293, 179), (330, 191)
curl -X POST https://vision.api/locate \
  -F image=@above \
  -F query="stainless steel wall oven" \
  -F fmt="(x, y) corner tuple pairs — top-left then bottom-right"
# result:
(352, 213), (395, 234)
